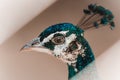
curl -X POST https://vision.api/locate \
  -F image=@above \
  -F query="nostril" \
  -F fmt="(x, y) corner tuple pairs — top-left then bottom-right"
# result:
(31, 42), (39, 46)
(31, 43), (34, 46)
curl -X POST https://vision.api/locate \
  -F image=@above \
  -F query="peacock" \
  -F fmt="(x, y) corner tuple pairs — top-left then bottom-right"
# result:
(20, 4), (115, 80)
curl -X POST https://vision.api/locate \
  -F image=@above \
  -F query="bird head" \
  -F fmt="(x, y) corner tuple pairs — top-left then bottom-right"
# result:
(21, 23), (86, 65)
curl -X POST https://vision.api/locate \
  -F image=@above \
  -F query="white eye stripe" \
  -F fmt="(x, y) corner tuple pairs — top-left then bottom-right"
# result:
(41, 31), (69, 44)
(32, 37), (40, 42)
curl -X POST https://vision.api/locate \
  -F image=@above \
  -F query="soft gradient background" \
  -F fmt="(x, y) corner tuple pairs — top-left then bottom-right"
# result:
(0, 0), (120, 80)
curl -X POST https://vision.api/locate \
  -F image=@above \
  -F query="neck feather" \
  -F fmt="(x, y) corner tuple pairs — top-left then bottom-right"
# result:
(68, 51), (95, 79)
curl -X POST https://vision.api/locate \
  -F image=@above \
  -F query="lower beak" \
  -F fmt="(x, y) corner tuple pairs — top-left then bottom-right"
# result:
(20, 43), (53, 55)
(20, 37), (41, 51)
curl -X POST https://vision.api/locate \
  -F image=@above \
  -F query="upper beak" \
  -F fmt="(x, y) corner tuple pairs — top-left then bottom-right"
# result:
(20, 43), (32, 51)
(20, 37), (41, 52)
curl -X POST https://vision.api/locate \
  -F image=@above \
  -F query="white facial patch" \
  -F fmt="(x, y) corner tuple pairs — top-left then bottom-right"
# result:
(53, 34), (85, 65)
(37, 31), (85, 65)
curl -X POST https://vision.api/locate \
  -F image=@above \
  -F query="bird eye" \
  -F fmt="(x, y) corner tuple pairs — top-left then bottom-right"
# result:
(51, 34), (65, 45)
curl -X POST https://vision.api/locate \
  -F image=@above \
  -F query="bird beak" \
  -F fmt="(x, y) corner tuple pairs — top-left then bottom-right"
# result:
(20, 37), (41, 51)
(20, 43), (36, 51)
(20, 37), (52, 54)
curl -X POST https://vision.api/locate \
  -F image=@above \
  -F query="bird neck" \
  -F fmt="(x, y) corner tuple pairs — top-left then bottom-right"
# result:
(67, 53), (94, 79)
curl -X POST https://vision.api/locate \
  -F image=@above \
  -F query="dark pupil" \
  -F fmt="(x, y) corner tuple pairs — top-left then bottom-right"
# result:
(55, 37), (63, 42)
(52, 36), (65, 44)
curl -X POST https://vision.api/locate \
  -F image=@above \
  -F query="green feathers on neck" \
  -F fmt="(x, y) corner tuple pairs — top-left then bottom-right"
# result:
(68, 38), (95, 79)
